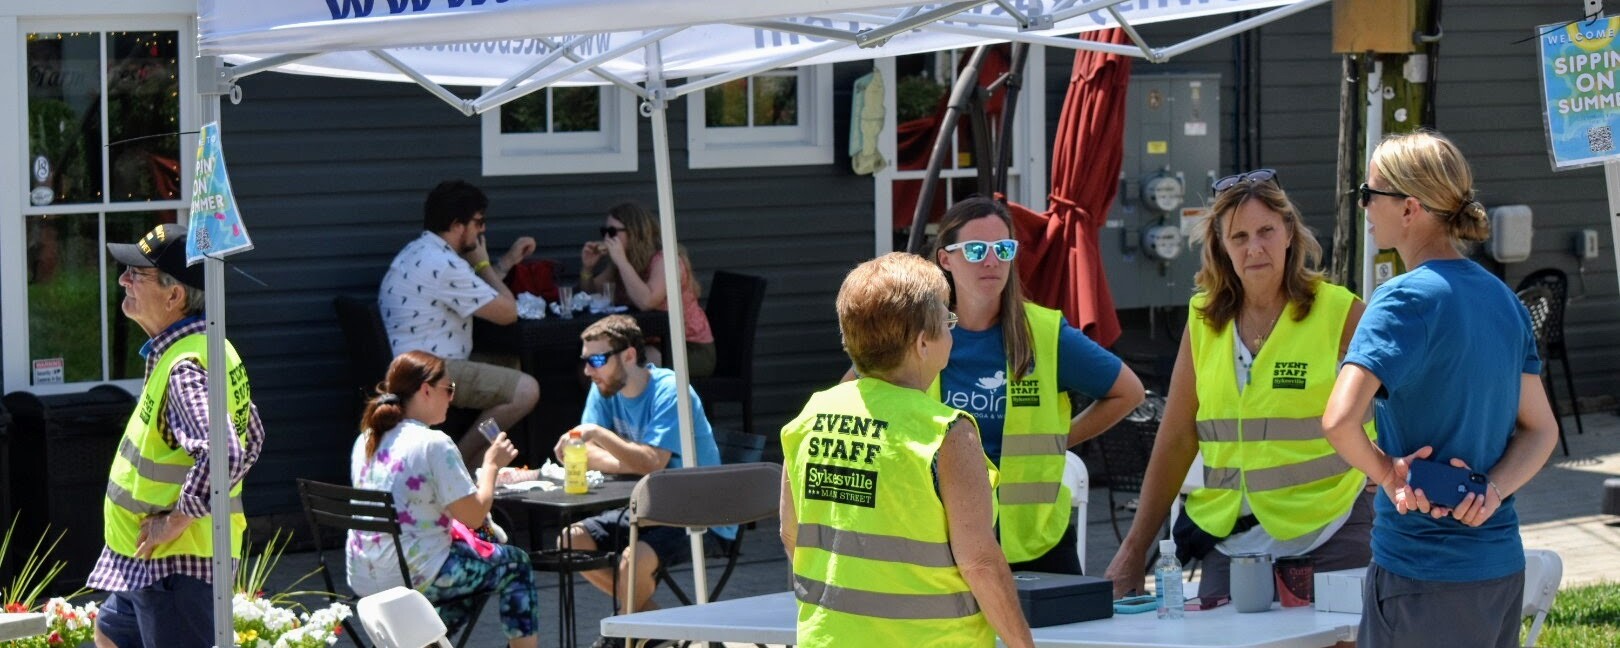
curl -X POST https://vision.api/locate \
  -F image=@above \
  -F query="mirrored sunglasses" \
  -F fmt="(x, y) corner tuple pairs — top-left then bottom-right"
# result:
(1356, 183), (1409, 209)
(582, 346), (626, 368)
(944, 238), (1018, 263)
(1211, 168), (1279, 193)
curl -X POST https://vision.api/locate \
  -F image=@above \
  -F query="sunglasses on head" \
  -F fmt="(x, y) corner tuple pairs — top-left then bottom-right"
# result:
(582, 346), (626, 368)
(1356, 183), (1409, 208)
(600, 226), (626, 238)
(944, 238), (1018, 263)
(1212, 168), (1280, 193)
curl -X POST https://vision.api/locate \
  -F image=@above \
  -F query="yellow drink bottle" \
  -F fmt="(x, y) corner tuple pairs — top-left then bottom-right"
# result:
(564, 429), (589, 494)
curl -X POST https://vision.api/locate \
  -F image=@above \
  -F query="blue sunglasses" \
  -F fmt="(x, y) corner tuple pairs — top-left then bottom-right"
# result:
(581, 346), (626, 368)
(944, 238), (1018, 263)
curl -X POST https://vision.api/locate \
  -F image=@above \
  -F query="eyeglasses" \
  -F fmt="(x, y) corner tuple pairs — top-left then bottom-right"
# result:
(469, 215), (487, 227)
(1357, 183), (1409, 208)
(441, 380), (456, 397)
(582, 346), (626, 368)
(122, 266), (160, 282)
(944, 311), (958, 330)
(1212, 168), (1280, 193)
(600, 226), (626, 238)
(944, 239), (1018, 263)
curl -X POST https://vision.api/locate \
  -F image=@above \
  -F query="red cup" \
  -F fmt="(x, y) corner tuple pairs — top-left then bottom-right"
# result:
(1274, 555), (1314, 607)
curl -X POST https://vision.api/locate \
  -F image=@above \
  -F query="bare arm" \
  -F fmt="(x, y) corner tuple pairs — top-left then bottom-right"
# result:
(1066, 363), (1146, 448)
(446, 433), (519, 526)
(1103, 328), (1199, 597)
(1322, 364), (1436, 516)
(465, 234), (520, 325)
(553, 424), (673, 475)
(1448, 373), (1559, 526)
(779, 468), (798, 557)
(938, 418), (1034, 648)
(611, 251), (669, 311)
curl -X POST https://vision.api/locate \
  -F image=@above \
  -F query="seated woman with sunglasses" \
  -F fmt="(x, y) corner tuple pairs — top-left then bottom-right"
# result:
(1103, 170), (1376, 605)
(930, 197), (1143, 574)
(580, 200), (716, 377)
(347, 350), (541, 648)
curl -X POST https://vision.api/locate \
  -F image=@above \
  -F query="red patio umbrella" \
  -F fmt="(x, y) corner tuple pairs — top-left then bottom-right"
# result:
(1007, 29), (1131, 348)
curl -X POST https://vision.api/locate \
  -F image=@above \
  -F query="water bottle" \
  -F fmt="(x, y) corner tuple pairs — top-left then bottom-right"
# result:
(1155, 539), (1184, 619)
(564, 430), (589, 494)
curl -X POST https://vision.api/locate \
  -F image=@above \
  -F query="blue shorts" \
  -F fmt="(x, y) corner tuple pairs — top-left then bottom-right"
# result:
(96, 574), (213, 648)
(580, 507), (693, 568)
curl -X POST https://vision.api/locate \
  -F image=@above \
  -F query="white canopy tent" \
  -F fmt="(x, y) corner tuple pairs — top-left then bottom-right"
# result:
(191, 0), (1327, 643)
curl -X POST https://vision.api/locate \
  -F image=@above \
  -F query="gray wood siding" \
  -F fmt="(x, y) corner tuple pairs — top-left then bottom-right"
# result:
(1046, 3), (1619, 401)
(221, 67), (872, 514)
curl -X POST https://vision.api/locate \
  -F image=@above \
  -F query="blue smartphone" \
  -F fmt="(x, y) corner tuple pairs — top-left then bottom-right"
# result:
(1406, 459), (1487, 508)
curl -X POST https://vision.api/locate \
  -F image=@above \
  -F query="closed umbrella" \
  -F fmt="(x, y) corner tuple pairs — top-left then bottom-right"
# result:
(1007, 29), (1132, 347)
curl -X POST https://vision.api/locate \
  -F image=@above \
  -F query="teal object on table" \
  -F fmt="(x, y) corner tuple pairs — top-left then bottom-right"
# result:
(1113, 594), (1158, 614)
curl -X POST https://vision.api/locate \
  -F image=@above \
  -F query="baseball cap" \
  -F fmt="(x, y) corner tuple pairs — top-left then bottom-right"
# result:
(107, 223), (205, 291)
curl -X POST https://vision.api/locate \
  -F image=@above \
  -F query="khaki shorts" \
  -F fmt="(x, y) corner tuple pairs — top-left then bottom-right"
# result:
(445, 354), (523, 411)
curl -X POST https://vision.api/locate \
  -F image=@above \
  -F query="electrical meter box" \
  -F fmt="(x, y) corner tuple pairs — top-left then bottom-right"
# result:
(1101, 73), (1222, 309)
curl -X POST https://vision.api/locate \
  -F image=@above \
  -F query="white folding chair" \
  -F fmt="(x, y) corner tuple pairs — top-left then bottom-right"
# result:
(1521, 549), (1562, 647)
(1061, 451), (1089, 574)
(356, 587), (453, 648)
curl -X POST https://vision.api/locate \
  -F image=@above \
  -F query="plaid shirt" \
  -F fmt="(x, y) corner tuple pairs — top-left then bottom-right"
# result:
(87, 317), (266, 592)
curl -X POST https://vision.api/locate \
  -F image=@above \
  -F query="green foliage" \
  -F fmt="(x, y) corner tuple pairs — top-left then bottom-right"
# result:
(0, 515), (79, 612)
(897, 74), (948, 123)
(26, 264), (105, 384)
(235, 528), (325, 609)
(1527, 581), (1620, 647)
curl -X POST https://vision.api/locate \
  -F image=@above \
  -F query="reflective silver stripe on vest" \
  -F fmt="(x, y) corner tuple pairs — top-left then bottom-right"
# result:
(998, 482), (1062, 505)
(106, 481), (244, 516)
(1203, 454), (1351, 494)
(999, 434), (1065, 457)
(794, 574), (980, 620)
(1196, 417), (1324, 443)
(118, 438), (191, 484)
(797, 523), (956, 568)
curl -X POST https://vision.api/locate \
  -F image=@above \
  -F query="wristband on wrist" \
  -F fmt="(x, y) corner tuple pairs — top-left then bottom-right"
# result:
(471, 260), (492, 273)
(1488, 479), (1506, 500)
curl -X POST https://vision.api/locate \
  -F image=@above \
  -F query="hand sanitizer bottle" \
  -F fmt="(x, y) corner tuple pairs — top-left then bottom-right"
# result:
(1156, 539), (1184, 619)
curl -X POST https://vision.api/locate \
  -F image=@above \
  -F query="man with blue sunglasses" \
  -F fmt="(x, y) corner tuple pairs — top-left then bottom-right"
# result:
(553, 315), (730, 630)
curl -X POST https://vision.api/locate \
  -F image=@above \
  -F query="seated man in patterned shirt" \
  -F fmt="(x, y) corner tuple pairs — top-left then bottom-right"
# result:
(380, 180), (541, 465)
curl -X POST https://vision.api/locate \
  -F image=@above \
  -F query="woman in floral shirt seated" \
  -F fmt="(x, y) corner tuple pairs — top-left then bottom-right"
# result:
(346, 350), (540, 647)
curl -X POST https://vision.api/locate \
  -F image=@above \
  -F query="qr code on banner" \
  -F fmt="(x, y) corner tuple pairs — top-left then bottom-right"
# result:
(1588, 125), (1614, 153)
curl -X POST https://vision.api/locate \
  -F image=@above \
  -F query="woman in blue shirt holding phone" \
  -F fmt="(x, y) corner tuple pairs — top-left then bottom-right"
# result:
(1322, 130), (1560, 648)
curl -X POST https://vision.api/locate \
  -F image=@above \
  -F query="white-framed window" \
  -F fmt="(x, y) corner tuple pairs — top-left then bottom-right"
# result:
(872, 46), (1046, 256)
(481, 84), (637, 175)
(2, 17), (196, 395)
(685, 65), (832, 169)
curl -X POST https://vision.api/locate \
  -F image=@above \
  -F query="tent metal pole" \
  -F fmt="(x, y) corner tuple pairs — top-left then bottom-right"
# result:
(196, 54), (236, 648)
(741, 20), (862, 43)
(473, 28), (680, 114)
(855, 1), (992, 47)
(537, 37), (650, 100)
(368, 50), (474, 115)
(827, 8), (1020, 29)
(1048, 0), (1135, 25)
(907, 45), (991, 254)
(224, 53), (317, 81)
(1104, 7), (1159, 62)
(669, 41), (846, 100)
(923, 23), (1146, 58)
(644, 40), (710, 606)
(1157, 0), (1330, 60)
(992, 0), (1034, 28)
(483, 34), (592, 99)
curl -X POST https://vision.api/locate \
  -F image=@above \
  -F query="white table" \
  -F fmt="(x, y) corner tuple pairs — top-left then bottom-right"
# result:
(602, 591), (1359, 648)
(0, 613), (47, 641)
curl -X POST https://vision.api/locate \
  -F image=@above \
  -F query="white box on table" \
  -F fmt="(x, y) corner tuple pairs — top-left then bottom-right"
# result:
(1313, 568), (1366, 614)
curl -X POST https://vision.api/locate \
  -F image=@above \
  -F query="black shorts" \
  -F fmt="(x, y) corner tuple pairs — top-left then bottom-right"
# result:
(579, 507), (691, 568)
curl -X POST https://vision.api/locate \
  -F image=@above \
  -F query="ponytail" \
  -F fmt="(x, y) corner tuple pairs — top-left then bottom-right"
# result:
(358, 350), (447, 461)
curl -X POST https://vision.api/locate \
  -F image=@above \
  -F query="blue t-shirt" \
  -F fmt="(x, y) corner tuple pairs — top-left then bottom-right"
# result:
(940, 316), (1123, 463)
(581, 364), (734, 539)
(1342, 259), (1539, 582)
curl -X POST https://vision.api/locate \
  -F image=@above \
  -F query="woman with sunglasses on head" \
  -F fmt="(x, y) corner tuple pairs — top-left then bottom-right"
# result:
(930, 196), (1144, 575)
(347, 351), (541, 648)
(580, 200), (717, 377)
(1321, 131), (1557, 648)
(1103, 171), (1377, 608)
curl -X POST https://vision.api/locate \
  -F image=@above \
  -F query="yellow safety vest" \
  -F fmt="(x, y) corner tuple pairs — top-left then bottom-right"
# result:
(1184, 282), (1375, 540)
(782, 379), (997, 648)
(930, 302), (1071, 564)
(104, 333), (250, 560)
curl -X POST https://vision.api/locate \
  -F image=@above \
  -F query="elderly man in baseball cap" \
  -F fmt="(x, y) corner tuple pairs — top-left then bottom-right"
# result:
(89, 222), (266, 648)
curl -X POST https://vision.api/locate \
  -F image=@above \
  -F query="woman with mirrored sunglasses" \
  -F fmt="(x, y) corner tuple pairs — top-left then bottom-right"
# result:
(1104, 171), (1377, 604)
(1322, 131), (1557, 648)
(579, 200), (717, 377)
(927, 196), (1144, 574)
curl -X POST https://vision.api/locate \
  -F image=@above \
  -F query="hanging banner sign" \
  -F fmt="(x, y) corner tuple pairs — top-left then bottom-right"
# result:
(187, 121), (254, 265)
(1539, 16), (1620, 170)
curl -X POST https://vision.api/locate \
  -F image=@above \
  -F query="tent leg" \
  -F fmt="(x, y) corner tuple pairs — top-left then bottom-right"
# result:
(645, 43), (709, 604)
